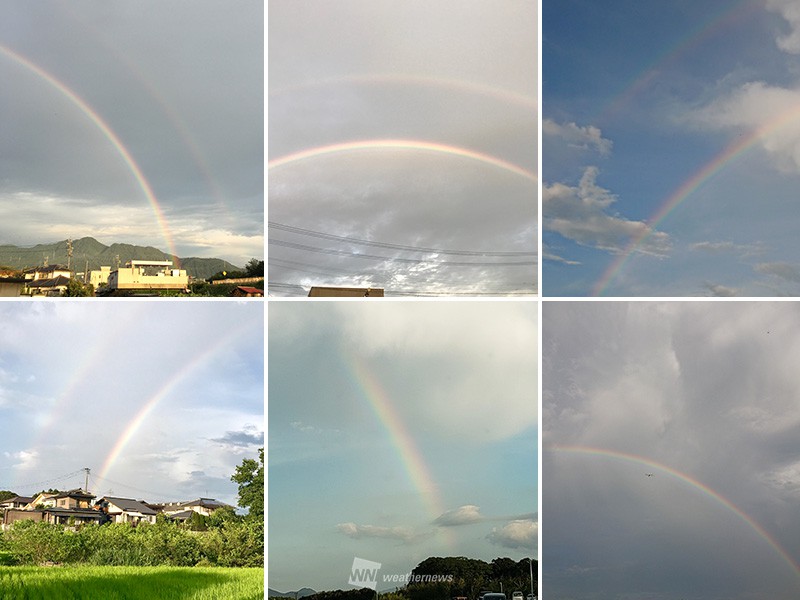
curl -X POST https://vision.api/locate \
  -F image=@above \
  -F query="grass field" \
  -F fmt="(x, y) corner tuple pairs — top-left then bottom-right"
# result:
(0, 566), (264, 600)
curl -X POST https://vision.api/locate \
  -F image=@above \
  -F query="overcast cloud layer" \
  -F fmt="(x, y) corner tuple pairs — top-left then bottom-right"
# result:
(268, 0), (537, 296)
(543, 0), (800, 296)
(269, 302), (536, 591)
(543, 302), (800, 599)
(0, 302), (263, 509)
(1, 1), (263, 266)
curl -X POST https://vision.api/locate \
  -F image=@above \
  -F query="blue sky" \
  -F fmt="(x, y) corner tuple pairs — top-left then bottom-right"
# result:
(268, 302), (537, 592)
(543, 0), (800, 296)
(543, 302), (800, 599)
(0, 302), (263, 508)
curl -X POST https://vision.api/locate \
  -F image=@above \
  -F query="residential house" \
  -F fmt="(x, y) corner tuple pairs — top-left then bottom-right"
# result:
(95, 496), (157, 525)
(230, 286), (263, 297)
(0, 496), (33, 510)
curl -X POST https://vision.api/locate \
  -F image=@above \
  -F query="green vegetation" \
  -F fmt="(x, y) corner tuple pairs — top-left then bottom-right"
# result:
(0, 517), (262, 568)
(0, 565), (263, 600)
(63, 278), (94, 297)
(232, 448), (264, 521)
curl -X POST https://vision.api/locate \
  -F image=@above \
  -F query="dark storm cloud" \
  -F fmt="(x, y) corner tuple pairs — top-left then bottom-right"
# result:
(543, 302), (800, 599)
(0, 1), (263, 264)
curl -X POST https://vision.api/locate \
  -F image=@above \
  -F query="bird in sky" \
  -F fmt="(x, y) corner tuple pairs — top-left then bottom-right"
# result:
(645, 473), (654, 477)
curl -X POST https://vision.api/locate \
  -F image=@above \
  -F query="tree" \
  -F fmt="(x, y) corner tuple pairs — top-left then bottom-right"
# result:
(231, 448), (263, 520)
(245, 258), (264, 277)
(0, 491), (16, 502)
(63, 278), (93, 297)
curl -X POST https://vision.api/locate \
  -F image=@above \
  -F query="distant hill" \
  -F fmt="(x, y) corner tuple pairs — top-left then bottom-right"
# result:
(269, 588), (317, 599)
(0, 238), (243, 280)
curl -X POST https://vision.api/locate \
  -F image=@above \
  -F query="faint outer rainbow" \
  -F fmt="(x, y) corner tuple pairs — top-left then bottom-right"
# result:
(98, 324), (252, 482)
(268, 139), (537, 183)
(548, 445), (800, 578)
(593, 103), (800, 296)
(0, 43), (180, 263)
(345, 351), (454, 545)
(270, 73), (537, 112)
(594, 0), (754, 124)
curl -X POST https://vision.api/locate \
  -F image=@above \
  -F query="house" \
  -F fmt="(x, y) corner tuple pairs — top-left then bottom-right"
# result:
(0, 271), (25, 297)
(307, 286), (384, 297)
(102, 260), (188, 294)
(23, 265), (71, 281)
(26, 275), (71, 296)
(0, 496), (33, 510)
(95, 496), (157, 525)
(230, 286), (263, 297)
(2, 490), (102, 530)
(159, 498), (232, 518)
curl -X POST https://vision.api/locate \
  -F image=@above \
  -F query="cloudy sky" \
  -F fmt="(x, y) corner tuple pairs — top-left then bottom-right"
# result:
(0, 1), (263, 266)
(0, 301), (263, 509)
(268, 0), (537, 296)
(543, 302), (800, 599)
(269, 301), (536, 591)
(544, 0), (800, 296)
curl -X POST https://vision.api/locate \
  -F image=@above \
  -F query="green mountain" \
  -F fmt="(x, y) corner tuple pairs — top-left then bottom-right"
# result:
(0, 237), (244, 280)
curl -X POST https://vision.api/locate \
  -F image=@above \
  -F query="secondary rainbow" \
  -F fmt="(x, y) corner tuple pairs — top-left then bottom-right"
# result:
(595, 0), (754, 124)
(549, 445), (800, 578)
(269, 139), (537, 183)
(593, 102), (800, 295)
(0, 43), (179, 263)
(270, 73), (537, 112)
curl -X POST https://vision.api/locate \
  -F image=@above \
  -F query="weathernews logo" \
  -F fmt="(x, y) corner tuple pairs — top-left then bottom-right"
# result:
(348, 557), (454, 590)
(349, 557), (382, 590)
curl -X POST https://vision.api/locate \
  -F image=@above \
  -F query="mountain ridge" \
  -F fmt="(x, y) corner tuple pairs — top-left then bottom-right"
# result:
(0, 237), (245, 280)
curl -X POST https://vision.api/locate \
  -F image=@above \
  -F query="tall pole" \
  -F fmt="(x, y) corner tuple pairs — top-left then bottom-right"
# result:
(529, 558), (534, 599)
(84, 467), (90, 492)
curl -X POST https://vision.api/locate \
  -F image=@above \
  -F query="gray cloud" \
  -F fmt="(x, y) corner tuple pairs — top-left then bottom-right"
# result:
(337, 522), (433, 545)
(543, 302), (800, 599)
(0, 1), (263, 265)
(268, 0), (536, 295)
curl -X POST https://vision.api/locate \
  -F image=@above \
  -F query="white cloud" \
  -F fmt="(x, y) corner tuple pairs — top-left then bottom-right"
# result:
(543, 167), (671, 256)
(693, 81), (800, 174)
(766, 0), (800, 54)
(486, 519), (536, 550)
(336, 522), (432, 544)
(433, 505), (484, 526)
(755, 261), (800, 283)
(703, 282), (740, 297)
(542, 119), (612, 156)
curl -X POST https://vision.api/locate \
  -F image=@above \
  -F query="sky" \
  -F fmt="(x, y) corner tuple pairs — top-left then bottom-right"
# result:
(268, 0), (537, 297)
(268, 301), (537, 592)
(0, 1), (263, 267)
(0, 301), (263, 509)
(543, 0), (800, 296)
(543, 302), (800, 600)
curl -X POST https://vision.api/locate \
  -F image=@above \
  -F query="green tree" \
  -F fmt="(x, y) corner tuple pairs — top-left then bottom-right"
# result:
(63, 278), (93, 297)
(0, 490), (16, 502)
(245, 258), (264, 277)
(231, 448), (263, 520)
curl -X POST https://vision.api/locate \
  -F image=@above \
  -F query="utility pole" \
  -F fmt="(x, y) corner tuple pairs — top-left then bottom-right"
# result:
(66, 238), (73, 272)
(83, 467), (90, 492)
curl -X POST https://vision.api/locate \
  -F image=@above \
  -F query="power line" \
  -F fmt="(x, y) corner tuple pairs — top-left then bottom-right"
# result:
(0, 469), (86, 492)
(270, 239), (535, 266)
(269, 221), (535, 257)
